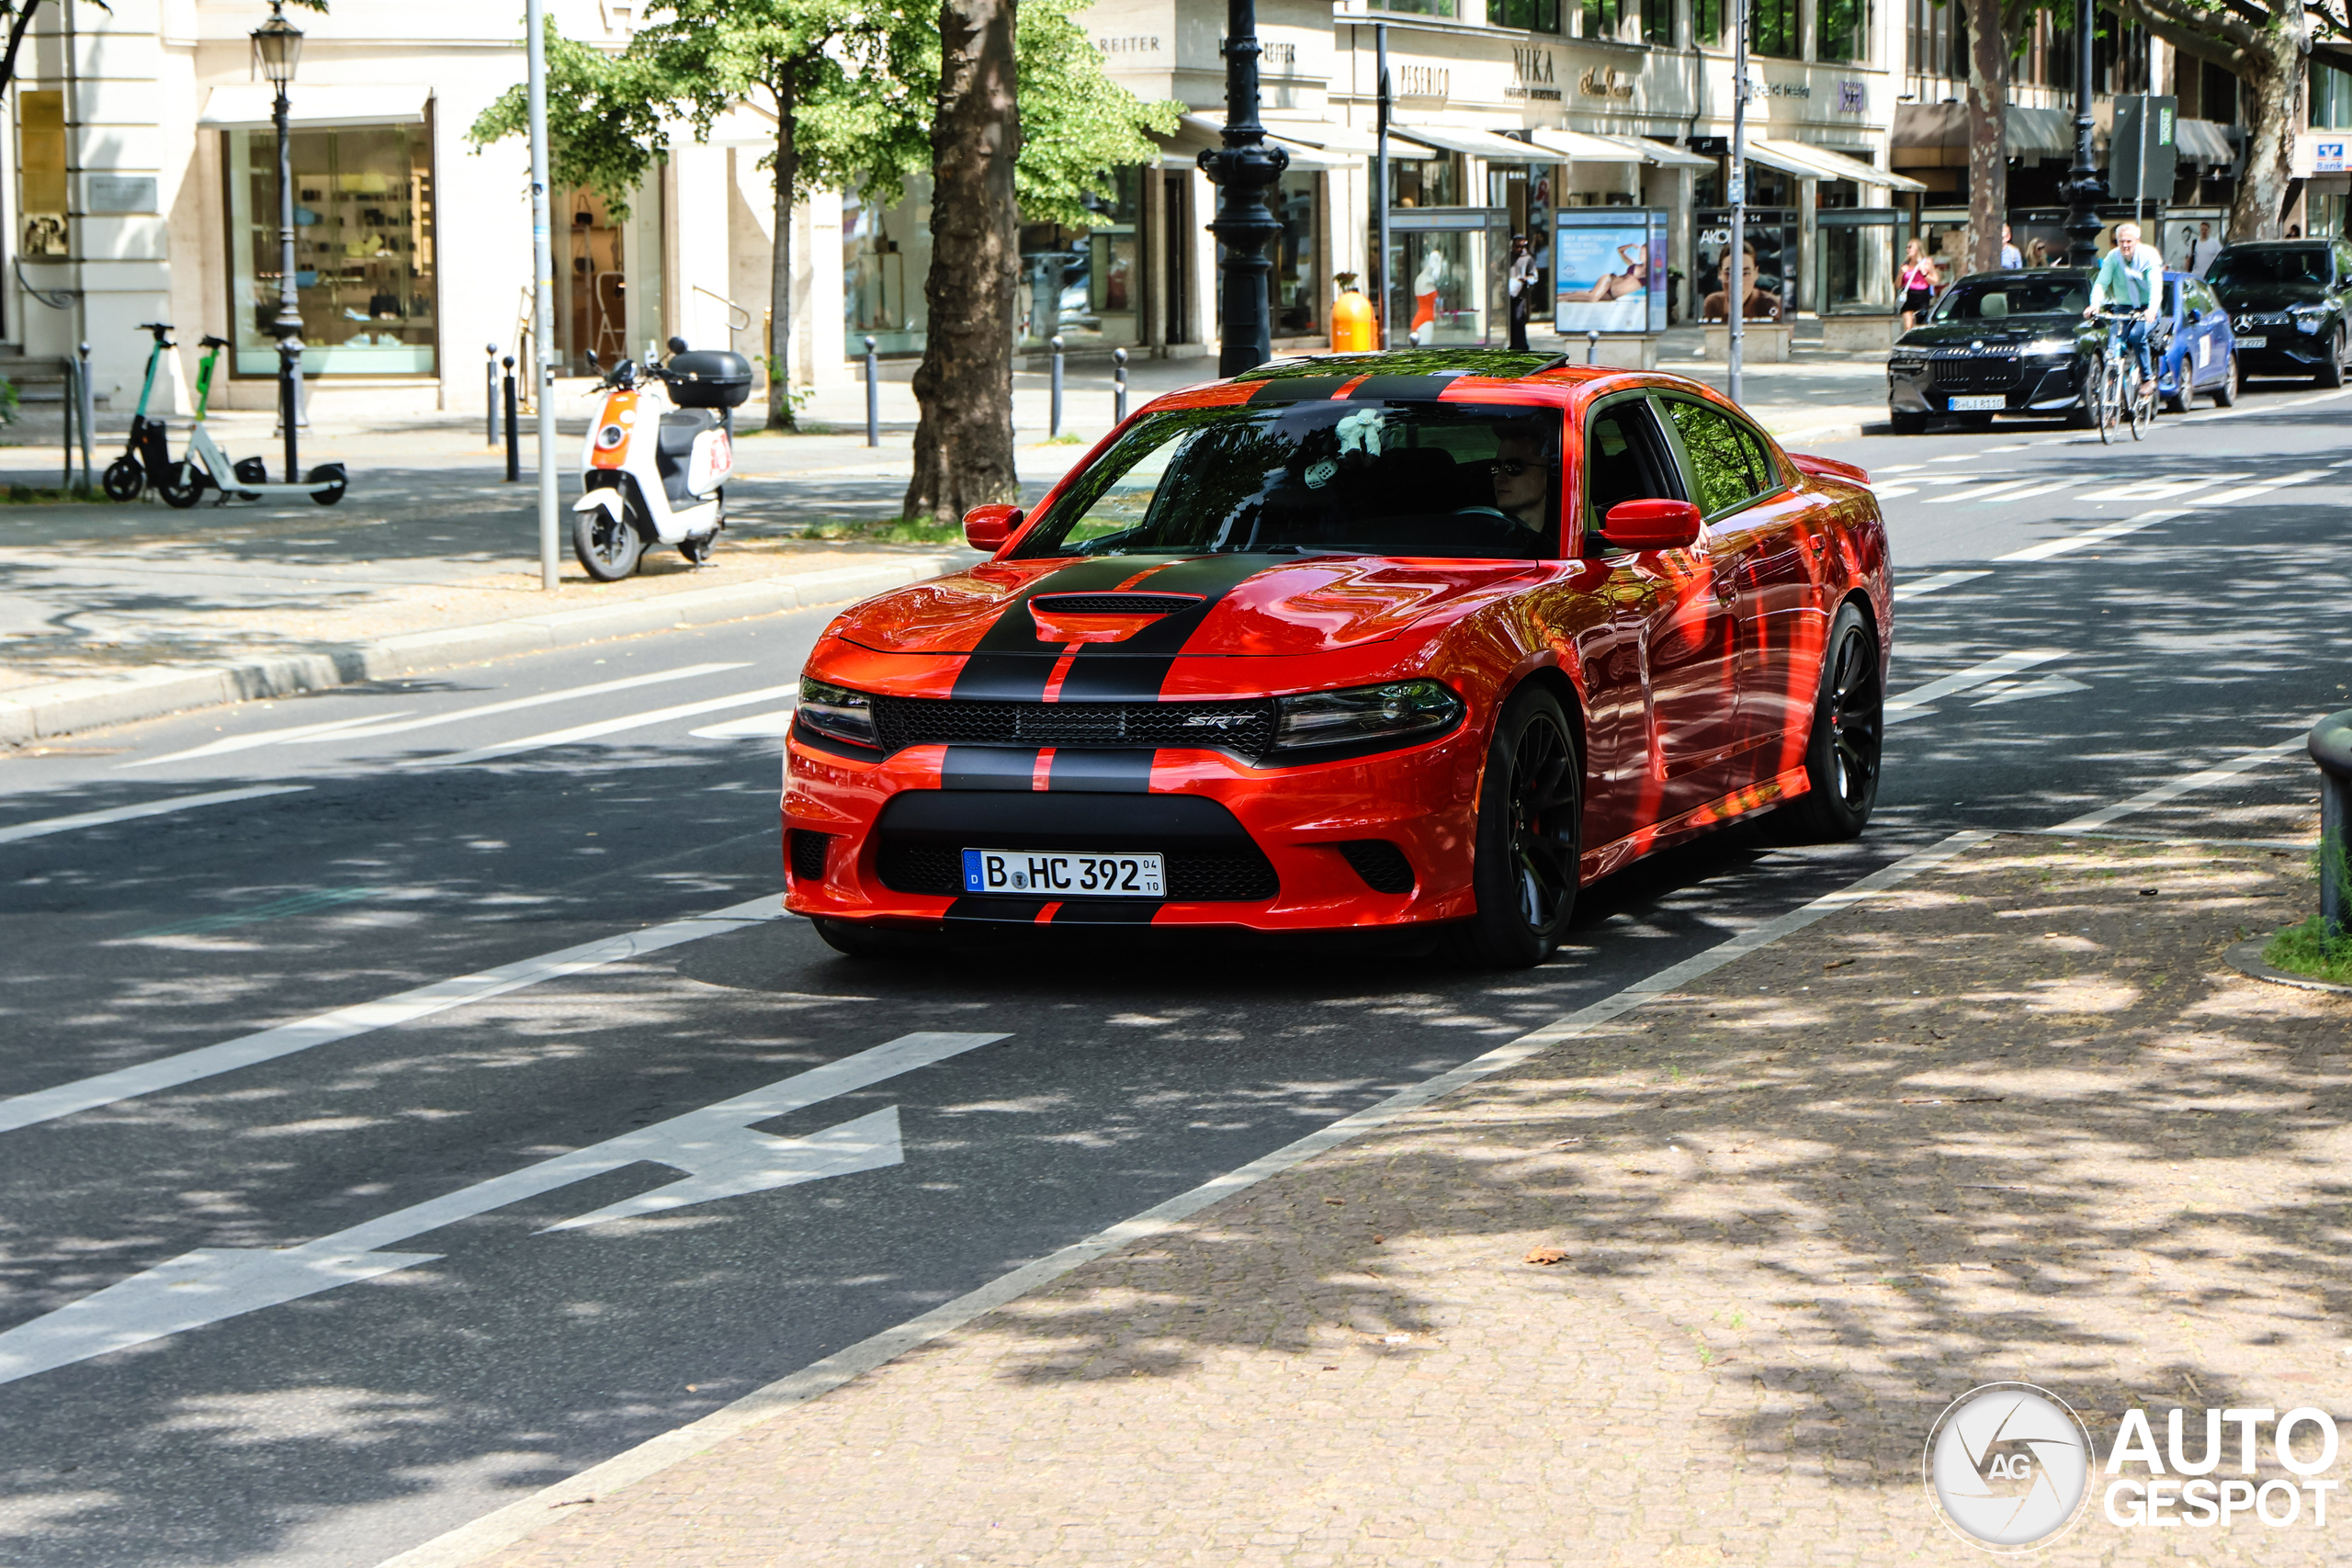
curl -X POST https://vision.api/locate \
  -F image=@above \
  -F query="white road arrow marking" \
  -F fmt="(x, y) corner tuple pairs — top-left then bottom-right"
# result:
(0, 1031), (1006, 1387)
(1883, 649), (2068, 725)
(1917, 478), (2041, 505)
(1971, 673), (2089, 706)
(688, 707), (798, 740)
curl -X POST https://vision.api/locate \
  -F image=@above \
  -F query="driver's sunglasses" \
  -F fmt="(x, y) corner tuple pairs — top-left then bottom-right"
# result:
(1491, 459), (1537, 479)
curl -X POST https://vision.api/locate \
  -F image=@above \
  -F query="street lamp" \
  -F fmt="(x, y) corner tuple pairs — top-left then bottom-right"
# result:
(253, 1), (305, 483)
(1199, 0), (1288, 377)
(2061, 0), (2105, 265)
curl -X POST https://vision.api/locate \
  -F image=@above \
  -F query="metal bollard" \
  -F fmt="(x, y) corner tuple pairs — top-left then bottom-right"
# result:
(1114, 346), (1128, 423)
(864, 334), (879, 448)
(487, 343), (501, 445)
(1586, 329), (1600, 366)
(60, 355), (74, 490)
(2314, 709), (2352, 938)
(1050, 334), (1065, 437)
(503, 356), (520, 483)
(75, 341), (95, 491)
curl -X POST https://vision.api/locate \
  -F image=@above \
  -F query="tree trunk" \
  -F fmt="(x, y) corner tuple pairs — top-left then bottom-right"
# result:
(904, 0), (1019, 524)
(1960, 0), (2010, 272)
(2232, 23), (2304, 240)
(765, 59), (800, 432)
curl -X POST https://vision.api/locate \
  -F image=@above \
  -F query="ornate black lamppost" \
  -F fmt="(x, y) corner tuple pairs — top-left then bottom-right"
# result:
(2061, 0), (2106, 265)
(1199, 0), (1289, 376)
(253, 2), (305, 482)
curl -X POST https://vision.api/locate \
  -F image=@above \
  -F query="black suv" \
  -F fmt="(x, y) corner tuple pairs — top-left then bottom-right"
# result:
(2206, 238), (2352, 385)
(1886, 269), (2098, 432)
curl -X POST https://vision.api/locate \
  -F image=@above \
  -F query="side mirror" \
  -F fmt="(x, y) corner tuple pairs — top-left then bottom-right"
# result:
(1600, 498), (1702, 551)
(585, 349), (600, 370)
(963, 503), (1024, 551)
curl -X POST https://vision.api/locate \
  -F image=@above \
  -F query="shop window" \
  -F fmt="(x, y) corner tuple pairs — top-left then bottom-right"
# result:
(1371, 0), (1454, 16)
(560, 188), (628, 374)
(1906, 0), (1964, 80)
(225, 123), (437, 376)
(1272, 171), (1321, 336)
(1578, 0), (1625, 41)
(18, 89), (65, 256)
(2313, 61), (2352, 129)
(1018, 170), (1141, 349)
(1492, 0), (1560, 30)
(1388, 155), (1461, 209)
(847, 177), (933, 357)
(1751, 0), (1797, 57)
(1818, 0), (1870, 62)
(1692, 0), (1725, 47)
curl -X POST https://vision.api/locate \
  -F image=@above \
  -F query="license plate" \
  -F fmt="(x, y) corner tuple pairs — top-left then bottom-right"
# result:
(1946, 394), (2007, 412)
(2237, 335), (2267, 348)
(962, 849), (1165, 897)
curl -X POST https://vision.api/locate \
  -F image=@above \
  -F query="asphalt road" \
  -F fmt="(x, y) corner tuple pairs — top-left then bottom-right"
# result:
(0, 377), (2343, 1568)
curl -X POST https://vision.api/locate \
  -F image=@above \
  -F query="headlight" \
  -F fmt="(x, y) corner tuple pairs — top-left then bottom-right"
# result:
(1888, 359), (1926, 373)
(1270, 679), (1463, 756)
(797, 677), (877, 746)
(2022, 338), (2075, 357)
(2291, 306), (2328, 333)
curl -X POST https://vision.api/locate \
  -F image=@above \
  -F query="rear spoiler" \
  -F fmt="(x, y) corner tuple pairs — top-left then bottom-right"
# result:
(1788, 452), (1869, 486)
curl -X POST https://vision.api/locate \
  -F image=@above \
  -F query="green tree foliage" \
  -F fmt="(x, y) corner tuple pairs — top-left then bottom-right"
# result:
(1006, 0), (1177, 229)
(465, 22), (664, 217)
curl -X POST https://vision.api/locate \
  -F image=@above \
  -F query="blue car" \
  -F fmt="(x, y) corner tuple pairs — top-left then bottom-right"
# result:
(2154, 269), (2241, 412)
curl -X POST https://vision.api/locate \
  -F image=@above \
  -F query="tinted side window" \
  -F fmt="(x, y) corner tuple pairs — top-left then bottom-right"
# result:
(1583, 397), (1684, 535)
(1663, 399), (1774, 519)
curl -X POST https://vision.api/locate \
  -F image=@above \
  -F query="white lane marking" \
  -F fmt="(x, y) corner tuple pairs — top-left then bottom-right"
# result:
(124, 715), (416, 768)
(1872, 463), (1927, 473)
(399, 684), (804, 769)
(2046, 732), (2317, 832)
(689, 708), (798, 740)
(1978, 479), (2077, 503)
(1891, 570), (1993, 601)
(1870, 485), (1922, 498)
(1917, 479), (2042, 505)
(2075, 473), (2249, 502)
(1883, 650), (2067, 725)
(1971, 673), (2088, 707)
(376, 830), (1998, 1568)
(2332, 457), (2352, 468)
(1926, 454), (1980, 463)
(1994, 508), (2188, 562)
(1979, 445), (2030, 454)
(0, 784), (311, 847)
(2194, 468), (2330, 506)
(0, 892), (786, 1134)
(125, 664), (752, 769)
(0, 1032), (1009, 1388)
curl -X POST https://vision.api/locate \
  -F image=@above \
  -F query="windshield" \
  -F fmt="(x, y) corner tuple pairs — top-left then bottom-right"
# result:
(1012, 400), (1562, 560)
(2207, 248), (2332, 291)
(1929, 276), (2090, 321)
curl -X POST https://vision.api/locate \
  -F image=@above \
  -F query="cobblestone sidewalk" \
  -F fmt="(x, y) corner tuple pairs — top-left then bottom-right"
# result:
(432, 833), (2345, 1568)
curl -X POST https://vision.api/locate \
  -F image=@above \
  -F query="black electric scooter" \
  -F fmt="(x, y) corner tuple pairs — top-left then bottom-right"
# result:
(101, 321), (179, 502)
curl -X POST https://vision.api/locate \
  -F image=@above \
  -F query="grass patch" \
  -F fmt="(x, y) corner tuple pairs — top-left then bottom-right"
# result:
(6, 483), (104, 504)
(2265, 918), (2352, 985)
(1039, 432), (1088, 446)
(799, 514), (965, 546)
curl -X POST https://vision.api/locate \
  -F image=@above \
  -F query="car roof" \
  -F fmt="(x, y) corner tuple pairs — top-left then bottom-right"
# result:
(2216, 240), (2331, 252)
(1232, 348), (1578, 384)
(1950, 267), (2093, 282)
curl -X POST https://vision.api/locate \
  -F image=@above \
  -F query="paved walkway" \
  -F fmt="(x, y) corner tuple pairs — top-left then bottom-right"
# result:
(414, 832), (2343, 1568)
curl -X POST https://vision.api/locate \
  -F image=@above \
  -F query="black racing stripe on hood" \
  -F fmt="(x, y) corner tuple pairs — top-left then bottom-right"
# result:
(941, 746), (1041, 792)
(949, 557), (1152, 701)
(1247, 375), (1353, 405)
(1053, 553), (1282, 703)
(1046, 749), (1156, 793)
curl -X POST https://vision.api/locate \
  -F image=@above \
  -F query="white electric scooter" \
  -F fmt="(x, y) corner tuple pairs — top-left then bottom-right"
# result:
(571, 336), (750, 580)
(159, 335), (347, 508)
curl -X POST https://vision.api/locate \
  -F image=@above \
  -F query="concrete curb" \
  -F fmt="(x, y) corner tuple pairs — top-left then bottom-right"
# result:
(0, 554), (967, 746)
(2224, 937), (2352, 997)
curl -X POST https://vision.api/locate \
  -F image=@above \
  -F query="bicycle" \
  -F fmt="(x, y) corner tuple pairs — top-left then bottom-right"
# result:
(2090, 304), (2157, 444)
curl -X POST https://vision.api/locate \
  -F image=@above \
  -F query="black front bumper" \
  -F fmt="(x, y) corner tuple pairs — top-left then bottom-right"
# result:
(1888, 354), (2086, 415)
(2233, 321), (2336, 374)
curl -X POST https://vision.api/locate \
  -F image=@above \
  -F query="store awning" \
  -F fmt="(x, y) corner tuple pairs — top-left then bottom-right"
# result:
(2006, 107), (2076, 158)
(1894, 101), (2076, 161)
(1266, 118), (1386, 156)
(1628, 136), (1714, 167)
(1159, 114), (1427, 169)
(1745, 137), (1928, 192)
(1527, 127), (1645, 163)
(198, 85), (430, 130)
(1395, 123), (1548, 162)
(2177, 117), (2236, 165)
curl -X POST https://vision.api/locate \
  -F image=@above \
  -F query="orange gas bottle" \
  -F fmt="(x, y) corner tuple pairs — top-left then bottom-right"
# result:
(1329, 282), (1375, 352)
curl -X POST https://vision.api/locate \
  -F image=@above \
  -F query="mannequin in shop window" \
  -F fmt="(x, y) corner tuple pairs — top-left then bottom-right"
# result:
(1409, 247), (1448, 345)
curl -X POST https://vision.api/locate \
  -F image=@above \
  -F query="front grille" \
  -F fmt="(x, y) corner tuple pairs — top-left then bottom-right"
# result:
(1029, 592), (1204, 615)
(876, 840), (1279, 902)
(788, 829), (834, 884)
(1334, 840), (1415, 895)
(1928, 356), (2023, 393)
(869, 694), (1277, 758)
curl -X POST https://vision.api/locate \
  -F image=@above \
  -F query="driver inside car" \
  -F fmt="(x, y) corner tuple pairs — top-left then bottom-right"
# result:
(1487, 424), (1555, 535)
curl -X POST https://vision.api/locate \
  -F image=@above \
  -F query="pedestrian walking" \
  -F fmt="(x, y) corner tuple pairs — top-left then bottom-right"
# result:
(2189, 221), (2222, 277)
(1505, 234), (1537, 352)
(1998, 223), (2023, 270)
(1898, 240), (1939, 330)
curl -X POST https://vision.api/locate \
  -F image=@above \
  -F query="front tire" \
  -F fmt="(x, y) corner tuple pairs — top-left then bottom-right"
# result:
(2211, 352), (2240, 407)
(157, 461), (207, 510)
(572, 502), (644, 581)
(1442, 686), (1580, 970)
(1774, 601), (1883, 842)
(2321, 332), (2347, 389)
(1887, 410), (1927, 434)
(101, 456), (143, 502)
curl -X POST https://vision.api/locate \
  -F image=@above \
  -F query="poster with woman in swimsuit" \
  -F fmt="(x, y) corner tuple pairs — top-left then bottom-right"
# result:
(1555, 221), (1655, 333)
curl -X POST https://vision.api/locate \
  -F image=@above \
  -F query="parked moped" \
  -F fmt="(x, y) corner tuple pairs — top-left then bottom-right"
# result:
(571, 336), (750, 580)
(101, 321), (179, 502)
(158, 336), (347, 509)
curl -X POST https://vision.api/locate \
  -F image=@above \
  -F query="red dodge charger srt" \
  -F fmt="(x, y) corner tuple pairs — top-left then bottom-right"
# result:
(784, 348), (1891, 968)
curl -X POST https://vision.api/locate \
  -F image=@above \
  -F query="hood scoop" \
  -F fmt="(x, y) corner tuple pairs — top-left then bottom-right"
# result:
(1028, 591), (1209, 645)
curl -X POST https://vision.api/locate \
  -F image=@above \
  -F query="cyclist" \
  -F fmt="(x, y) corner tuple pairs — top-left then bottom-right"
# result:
(2084, 221), (2165, 404)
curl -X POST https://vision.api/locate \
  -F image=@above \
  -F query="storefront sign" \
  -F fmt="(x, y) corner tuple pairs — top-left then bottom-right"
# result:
(2311, 137), (2351, 175)
(1093, 34), (1162, 56)
(1836, 81), (1866, 113)
(1216, 37), (1296, 71)
(1396, 64), (1449, 101)
(1760, 80), (1812, 98)
(1577, 66), (1634, 101)
(1507, 47), (1560, 101)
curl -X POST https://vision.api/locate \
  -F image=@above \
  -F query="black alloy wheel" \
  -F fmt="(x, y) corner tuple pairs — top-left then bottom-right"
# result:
(1774, 600), (1883, 842)
(2211, 352), (2240, 407)
(2322, 331), (2348, 389)
(1444, 685), (1581, 969)
(101, 456), (143, 502)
